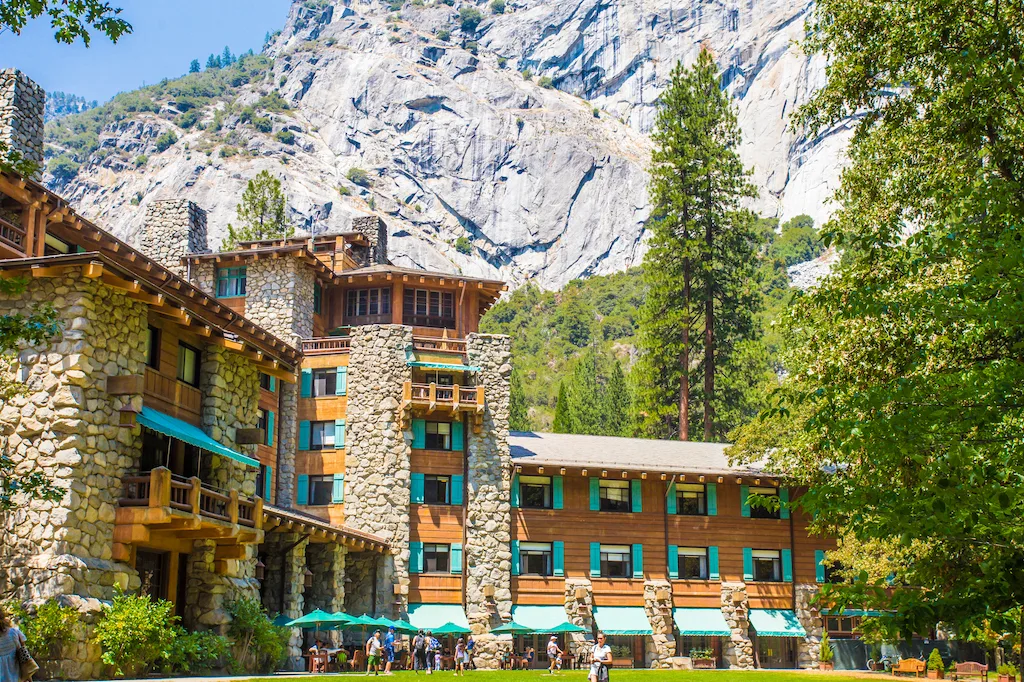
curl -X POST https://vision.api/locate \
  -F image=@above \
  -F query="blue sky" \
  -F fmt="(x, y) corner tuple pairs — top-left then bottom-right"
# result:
(0, 0), (293, 103)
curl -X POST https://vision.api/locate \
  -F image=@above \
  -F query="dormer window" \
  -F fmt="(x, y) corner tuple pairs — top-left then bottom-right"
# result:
(216, 267), (247, 298)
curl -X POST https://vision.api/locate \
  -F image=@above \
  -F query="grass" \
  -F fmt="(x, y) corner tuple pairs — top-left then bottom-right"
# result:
(247, 672), (849, 682)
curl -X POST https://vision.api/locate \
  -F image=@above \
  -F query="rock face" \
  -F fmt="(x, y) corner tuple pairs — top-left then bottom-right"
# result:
(45, 0), (846, 289)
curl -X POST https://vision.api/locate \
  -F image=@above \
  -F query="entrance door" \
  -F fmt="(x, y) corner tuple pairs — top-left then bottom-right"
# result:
(757, 637), (797, 668)
(136, 550), (168, 600)
(176, 553), (189, 619)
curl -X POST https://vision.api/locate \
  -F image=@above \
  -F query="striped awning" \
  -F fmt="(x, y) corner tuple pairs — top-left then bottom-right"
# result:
(749, 609), (807, 638)
(138, 406), (258, 467)
(673, 607), (731, 636)
(593, 606), (653, 636)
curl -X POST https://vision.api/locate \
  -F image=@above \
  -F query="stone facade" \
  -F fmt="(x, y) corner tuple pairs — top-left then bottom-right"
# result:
(143, 200), (209, 278)
(260, 533), (309, 670)
(644, 580), (677, 668)
(720, 582), (755, 669)
(563, 579), (596, 657)
(795, 583), (823, 668)
(245, 258), (315, 345)
(344, 325), (413, 616)
(0, 69), (44, 178)
(351, 215), (389, 265)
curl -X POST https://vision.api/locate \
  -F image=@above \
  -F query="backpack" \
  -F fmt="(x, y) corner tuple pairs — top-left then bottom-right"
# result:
(414, 635), (425, 652)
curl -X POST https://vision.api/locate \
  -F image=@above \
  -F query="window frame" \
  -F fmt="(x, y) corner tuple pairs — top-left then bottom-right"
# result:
(598, 479), (632, 513)
(751, 549), (783, 582)
(675, 483), (707, 516)
(519, 541), (554, 577)
(177, 342), (201, 387)
(146, 326), (160, 370)
(257, 408), (268, 434)
(749, 486), (782, 519)
(599, 544), (632, 579)
(216, 266), (247, 298)
(519, 475), (553, 509)
(423, 543), (451, 573)
(259, 372), (273, 390)
(678, 547), (709, 580)
(307, 474), (334, 506)
(423, 474), (451, 505)
(345, 287), (392, 319)
(312, 368), (338, 397)
(309, 420), (336, 451)
(424, 421), (452, 451)
(313, 282), (323, 314)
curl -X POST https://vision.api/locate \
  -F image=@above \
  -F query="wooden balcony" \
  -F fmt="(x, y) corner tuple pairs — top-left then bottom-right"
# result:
(412, 335), (466, 354)
(114, 467), (263, 568)
(302, 337), (351, 355)
(402, 380), (485, 432)
(0, 214), (27, 257)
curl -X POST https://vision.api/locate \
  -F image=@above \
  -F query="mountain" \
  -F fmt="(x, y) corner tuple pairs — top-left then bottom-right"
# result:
(43, 0), (848, 289)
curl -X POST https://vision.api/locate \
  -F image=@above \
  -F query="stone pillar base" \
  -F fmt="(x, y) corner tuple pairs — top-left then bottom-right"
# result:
(721, 582), (754, 669)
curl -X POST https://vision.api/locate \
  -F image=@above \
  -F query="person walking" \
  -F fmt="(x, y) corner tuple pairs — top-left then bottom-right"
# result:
(413, 630), (428, 674)
(0, 607), (31, 682)
(547, 636), (563, 674)
(428, 631), (441, 673)
(366, 629), (383, 676)
(588, 633), (612, 682)
(466, 635), (475, 670)
(454, 638), (467, 677)
(383, 626), (397, 675)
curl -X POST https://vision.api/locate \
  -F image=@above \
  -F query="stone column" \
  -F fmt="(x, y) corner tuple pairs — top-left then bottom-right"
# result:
(344, 324), (413, 615)
(259, 533), (309, 669)
(351, 215), (389, 265)
(563, 579), (596, 657)
(244, 258), (315, 346)
(644, 580), (677, 668)
(720, 582), (754, 669)
(795, 583), (822, 669)
(464, 334), (512, 668)
(275, 380), (299, 507)
(142, 200), (209, 278)
(0, 68), (44, 178)
(306, 543), (346, 644)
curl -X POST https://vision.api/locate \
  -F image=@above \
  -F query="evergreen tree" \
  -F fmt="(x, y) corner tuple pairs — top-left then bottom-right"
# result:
(635, 47), (760, 441)
(221, 45), (234, 65)
(552, 382), (571, 433)
(602, 359), (631, 436)
(206, 54), (219, 69)
(509, 368), (530, 431)
(189, 59), (201, 73)
(222, 171), (294, 250)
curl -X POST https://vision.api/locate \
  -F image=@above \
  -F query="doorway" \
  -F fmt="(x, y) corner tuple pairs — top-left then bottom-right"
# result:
(757, 636), (797, 668)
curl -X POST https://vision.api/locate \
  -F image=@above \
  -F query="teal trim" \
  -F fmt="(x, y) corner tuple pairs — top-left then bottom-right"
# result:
(336, 366), (347, 395)
(412, 419), (426, 449)
(631, 543), (643, 578)
(552, 476), (563, 510)
(409, 542), (423, 574)
(450, 543), (463, 574)
(510, 474), (520, 508)
(780, 487), (790, 519)
(300, 368), (312, 398)
(666, 482), (677, 515)
(815, 550), (826, 583)
(668, 545), (679, 579)
(332, 473), (345, 503)
(553, 541), (564, 576)
(264, 465), (273, 500)
(410, 473), (425, 503)
(592, 606), (653, 635)
(749, 609), (807, 637)
(707, 483), (717, 516)
(265, 410), (274, 446)
(137, 406), (258, 467)
(216, 266), (247, 298)
(742, 547), (753, 580)
(407, 361), (481, 372)
(672, 608), (731, 636)
(510, 540), (520, 576)
(782, 548), (793, 582)
(335, 418), (346, 448)
(630, 479), (642, 513)
(268, 376), (275, 392)
(451, 420), (464, 451)
(450, 474), (464, 506)
(298, 420), (310, 450)
(407, 604), (470, 630)
(708, 546), (720, 580)
(589, 478), (600, 511)
(297, 474), (309, 505)
(740, 484), (750, 517)
(589, 542), (601, 577)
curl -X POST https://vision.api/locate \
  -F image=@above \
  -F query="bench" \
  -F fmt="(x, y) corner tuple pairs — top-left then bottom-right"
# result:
(953, 662), (989, 682)
(893, 659), (927, 677)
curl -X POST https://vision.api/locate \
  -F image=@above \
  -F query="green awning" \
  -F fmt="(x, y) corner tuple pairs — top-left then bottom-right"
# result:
(138, 406), (258, 467)
(592, 606), (653, 636)
(407, 604), (470, 630)
(749, 609), (808, 638)
(408, 361), (481, 372)
(673, 608), (731, 636)
(286, 609), (351, 629)
(822, 609), (882, 617)
(511, 605), (569, 633)
(433, 622), (473, 635)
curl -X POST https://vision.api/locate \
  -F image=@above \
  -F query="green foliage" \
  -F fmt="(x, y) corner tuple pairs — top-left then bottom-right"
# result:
(998, 665), (1019, 677)
(219, 145), (238, 158)
(436, 28), (450, 41)
(226, 598), (288, 674)
(154, 130), (178, 152)
(497, 56), (508, 68)
(47, 154), (80, 183)
(256, 91), (290, 112)
(160, 628), (230, 675)
(347, 167), (372, 187)
(928, 648), (944, 672)
(388, 0), (403, 9)
(6, 599), (79, 662)
(223, 170), (293, 249)
(765, 214), (823, 267)
(819, 633), (834, 663)
(509, 369), (530, 431)
(337, 185), (352, 196)
(455, 236), (472, 254)
(521, 69), (532, 81)
(465, 40), (478, 55)
(189, 59), (201, 73)
(491, 0), (505, 13)
(592, 107), (600, 118)
(252, 116), (273, 133)
(93, 587), (177, 677)
(458, 6), (483, 32)
(0, 0), (132, 46)
(134, 154), (148, 167)
(552, 349), (632, 436)
(275, 129), (296, 145)
(176, 109), (201, 129)
(538, 76), (554, 89)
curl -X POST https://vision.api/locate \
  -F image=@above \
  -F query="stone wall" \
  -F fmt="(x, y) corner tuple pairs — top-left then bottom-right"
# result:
(0, 272), (147, 678)
(344, 324), (413, 616)
(192, 261), (216, 297)
(343, 551), (378, 618)
(275, 380), (299, 506)
(0, 69), (44, 178)
(795, 583), (822, 668)
(720, 582), (754, 669)
(142, 200), (209, 278)
(305, 543), (346, 626)
(245, 257), (315, 345)
(351, 216), (388, 265)
(563, 579), (596, 657)
(644, 580), (676, 668)
(464, 334), (513, 668)
(260, 533), (309, 669)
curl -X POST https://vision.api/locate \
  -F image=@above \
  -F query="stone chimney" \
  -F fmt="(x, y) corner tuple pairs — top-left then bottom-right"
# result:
(0, 69), (45, 179)
(351, 215), (389, 265)
(143, 199), (209, 278)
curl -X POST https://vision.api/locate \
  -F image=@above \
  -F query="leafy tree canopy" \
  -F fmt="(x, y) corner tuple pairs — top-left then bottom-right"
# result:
(222, 170), (294, 250)
(0, 0), (131, 46)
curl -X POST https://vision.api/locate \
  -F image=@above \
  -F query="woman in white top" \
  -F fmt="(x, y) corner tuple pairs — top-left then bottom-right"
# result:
(589, 633), (612, 682)
(0, 607), (27, 682)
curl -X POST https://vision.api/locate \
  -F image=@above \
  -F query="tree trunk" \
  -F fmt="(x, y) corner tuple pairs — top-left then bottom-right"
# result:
(680, 259), (691, 441)
(703, 207), (715, 441)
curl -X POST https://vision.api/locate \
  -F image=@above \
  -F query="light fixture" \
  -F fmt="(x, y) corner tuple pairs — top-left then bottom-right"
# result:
(483, 584), (496, 598)
(601, 470), (607, 478)
(560, 468), (566, 475)
(641, 472), (647, 480)
(304, 567), (314, 588)
(660, 474), (667, 481)
(717, 476), (724, 484)
(581, 469), (588, 477)
(255, 557), (266, 580)
(699, 475), (705, 483)
(538, 466), (545, 474)
(621, 471), (628, 479)
(755, 478), (761, 486)
(736, 478), (743, 485)
(118, 404), (140, 426)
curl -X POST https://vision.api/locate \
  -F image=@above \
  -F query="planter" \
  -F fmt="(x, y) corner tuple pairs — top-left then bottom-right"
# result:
(928, 670), (944, 680)
(998, 676), (1016, 682)
(869, 662), (884, 672)
(819, 662), (834, 671)
(692, 658), (717, 670)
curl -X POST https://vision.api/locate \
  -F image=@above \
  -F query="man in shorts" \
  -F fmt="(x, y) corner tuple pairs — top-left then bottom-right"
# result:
(547, 636), (563, 674)
(383, 626), (397, 675)
(366, 629), (383, 676)
(589, 633), (612, 682)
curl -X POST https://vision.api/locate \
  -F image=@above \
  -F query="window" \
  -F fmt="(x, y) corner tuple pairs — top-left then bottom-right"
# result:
(346, 287), (391, 318)
(135, 550), (167, 599)
(425, 421), (451, 450)
(823, 561), (843, 584)
(675, 484), (706, 515)
(749, 486), (781, 519)
(599, 480), (631, 512)
(312, 368), (337, 397)
(306, 475), (334, 506)
(403, 289), (455, 327)
(313, 283), (323, 314)
(752, 549), (782, 581)
(519, 542), (553, 576)
(423, 543), (451, 573)
(147, 326), (160, 369)
(256, 464), (268, 499)
(43, 233), (73, 255)
(424, 475), (451, 505)
(600, 544), (632, 578)
(259, 372), (273, 390)
(678, 547), (709, 580)
(257, 409), (268, 434)
(824, 616), (859, 638)
(520, 475), (552, 509)
(309, 421), (336, 451)
(216, 267), (247, 298)
(177, 343), (200, 386)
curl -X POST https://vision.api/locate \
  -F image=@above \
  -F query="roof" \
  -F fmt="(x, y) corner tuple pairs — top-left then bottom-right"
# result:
(343, 263), (506, 288)
(183, 243), (340, 282)
(509, 431), (768, 476)
(263, 504), (390, 553)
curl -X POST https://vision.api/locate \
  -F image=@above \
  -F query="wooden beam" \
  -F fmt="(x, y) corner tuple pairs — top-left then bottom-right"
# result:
(100, 271), (142, 293)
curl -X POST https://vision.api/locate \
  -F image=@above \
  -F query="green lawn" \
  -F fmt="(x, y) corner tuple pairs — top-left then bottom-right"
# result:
(248, 672), (857, 682)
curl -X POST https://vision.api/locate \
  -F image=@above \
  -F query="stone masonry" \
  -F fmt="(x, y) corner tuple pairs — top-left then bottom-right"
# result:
(795, 583), (822, 668)
(563, 579), (596, 657)
(260, 533), (309, 670)
(721, 582), (755, 669)
(464, 333), (513, 668)
(344, 324), (414, 616)
(0, 272), (147, 679)
(0, 69), (44, 178)
(142, 200), (209, 278)
(351, 215), (389, 265)
(644, 580), (677, 668)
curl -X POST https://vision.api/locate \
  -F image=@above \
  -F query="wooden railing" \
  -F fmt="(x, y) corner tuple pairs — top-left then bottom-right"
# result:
(403, 381), (485, 413)
(119, 467), (261, 529)
(301, 337), (351, 355)
(412, 335), (467, 353)
(0, 215), (26, 253)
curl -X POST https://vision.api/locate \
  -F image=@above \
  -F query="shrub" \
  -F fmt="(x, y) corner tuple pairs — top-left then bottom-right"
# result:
(491, 0), (505, 13)
(161, 628), (230, 675)
(441, 0), (454, 5)
(538, 75), (554, 88)
(388, 34), (401, 44)
(7, 599), (80, 664)
(347, 167), (372, 187)
(48, 154), (81, 183)
(497, 56), (508, 68)
(521, 68), (532, 80)
(388, 0), (403, 9)
(458, 6), (483, 33)
(176, 109), (201, 129)
(928, 648), (944, 672)
(275, 129), (296, 145)
(134, 154), (148, 167)
(93, 587), (177, 677)
(130, 192), (143, 206)
(154, 130), (178, 152)
(455, 236), (472, 254)
(252, 116), (273, 133)
(515, 117), (524, 130)
(279, 75), (287, 87)
(465, 40), (478, 54)
(436, 28), (450, 41)
(819, 632), (834, 663)
(256, 91), (290, 112)
(220, 146), (239, 158)
(592, 106), (600, 118)
(998, 664), (1018, 677)
(337, 185), (351, 196)
(415, 203), (423, 212)
(226, 598), (288, 674)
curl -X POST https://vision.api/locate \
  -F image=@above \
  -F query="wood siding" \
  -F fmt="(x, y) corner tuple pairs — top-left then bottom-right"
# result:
(142, 317), (203, 425)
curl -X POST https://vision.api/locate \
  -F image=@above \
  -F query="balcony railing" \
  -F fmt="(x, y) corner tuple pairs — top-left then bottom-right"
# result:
(0, 215), (26, 253)
(412, 335), (467, 354)
(119, 467), (261, 529)
(302, 337), (352, 355)
(402, 380), (484, 414)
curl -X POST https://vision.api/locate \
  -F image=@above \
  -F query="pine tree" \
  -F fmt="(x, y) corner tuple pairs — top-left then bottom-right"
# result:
(635, 47), (761, 441)
(509, 368), (530, 431)
(221, 45), (234, 65)
(552, 382), (572, 433)
(222, 171), (294, 250)
(602, 359), (632, 436)
(189, 59), (200, 73)
(206, 54), (219, 69)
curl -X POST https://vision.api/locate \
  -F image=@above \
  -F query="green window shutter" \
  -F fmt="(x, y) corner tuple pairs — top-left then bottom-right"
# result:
(779, 488), (790, 520)
(590, 542), (601, 578)
(300, 368), (312, 398)
(410, 542), (423, 574)
(553, 541), (564, 577)
(264, 465), (273, 501)
(450, 543), (463, 574)
(632, 543), (644, 578)
(742, 548), (753, 581)
(412, 419), (426, 449)
(707, 483), (718, 516)
(667, 545), (679, 579)
(336, 366), (347, 395)
(266, 410), (274, 446)
(589, 478), (600, 511)
(335, 419), (346, 448)
(782, 549), (793, 582)
(552, 475), (563, 510)
(630, 479), (642, 513)
(511, 540), (520, 576)
(451, 421), (464, 451)
(740, 484), (750, 517)
(815, 550), (826, 583)
(510, 474), (520, 508)
(666, 482), (677, 515)
(410, 473), (425, 504)
(450, 474), (464, 506)
(332, 473), (345, 503)
(298, 421), (310, 450)
(297, 474), (309, 505)
(709, 546), (720, 580)
(269, 376), (276, 392)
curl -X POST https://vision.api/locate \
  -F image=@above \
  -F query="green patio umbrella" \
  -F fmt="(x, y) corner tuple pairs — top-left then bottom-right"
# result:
(271, 614), (293, 627)
(433, 621), (473, 635)
(490, 621), (532, 635)
(286, 608), (350, 629)
(537, 621), (588, 634)
(378, 617), (418, 635)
